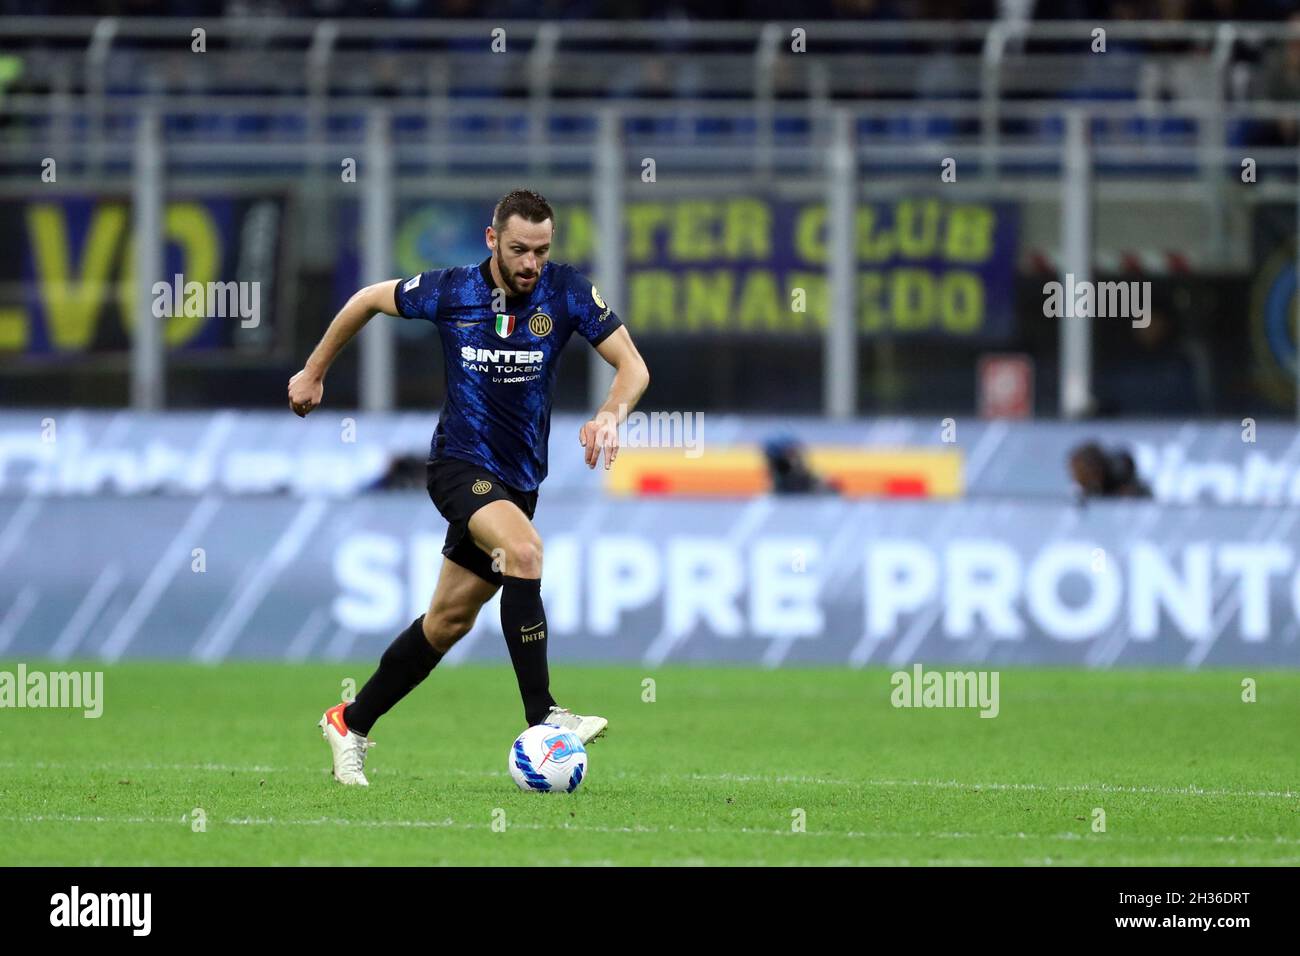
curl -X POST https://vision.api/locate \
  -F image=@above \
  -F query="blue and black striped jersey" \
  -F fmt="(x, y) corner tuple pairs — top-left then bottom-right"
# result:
(394, 258), (622, 491)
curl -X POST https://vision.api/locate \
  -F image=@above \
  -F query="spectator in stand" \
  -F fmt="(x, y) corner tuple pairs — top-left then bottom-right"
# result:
(1254, 12), (1300, 146)
(1093, 308), (1212, 416)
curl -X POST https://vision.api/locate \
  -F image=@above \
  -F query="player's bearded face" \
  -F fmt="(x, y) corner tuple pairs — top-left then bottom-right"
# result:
(492, 218), (552, 296)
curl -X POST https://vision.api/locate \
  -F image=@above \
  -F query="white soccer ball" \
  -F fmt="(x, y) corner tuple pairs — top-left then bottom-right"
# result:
(509, 723), (587, 793)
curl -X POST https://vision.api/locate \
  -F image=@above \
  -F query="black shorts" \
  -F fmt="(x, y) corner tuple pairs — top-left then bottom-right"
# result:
(426, 456), (539, 586)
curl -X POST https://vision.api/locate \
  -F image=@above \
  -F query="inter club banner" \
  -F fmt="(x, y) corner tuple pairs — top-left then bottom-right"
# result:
(0, 194), (288, 358)
(587, 197), (1021, 340)
(344, 196), (1020, 340)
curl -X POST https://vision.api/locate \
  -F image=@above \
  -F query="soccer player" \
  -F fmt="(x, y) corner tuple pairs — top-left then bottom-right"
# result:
(288, 189), (649, 786)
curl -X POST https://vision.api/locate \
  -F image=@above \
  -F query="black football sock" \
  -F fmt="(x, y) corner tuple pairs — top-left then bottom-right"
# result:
(343, 614), (443, 736)
(500, 575), (557, 726)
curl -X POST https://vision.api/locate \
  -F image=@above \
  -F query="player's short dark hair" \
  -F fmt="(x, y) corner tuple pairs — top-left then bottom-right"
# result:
(492, 189), (554, 234)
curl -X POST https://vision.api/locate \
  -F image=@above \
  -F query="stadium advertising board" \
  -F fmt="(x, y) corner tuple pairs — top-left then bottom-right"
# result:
(4, 494), (1297, 666)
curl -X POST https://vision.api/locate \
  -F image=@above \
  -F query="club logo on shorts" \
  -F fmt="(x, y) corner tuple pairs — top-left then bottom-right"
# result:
(494, 314), (516, 338)
(528, 312), (553, 337)
(471, 479), (492, 495)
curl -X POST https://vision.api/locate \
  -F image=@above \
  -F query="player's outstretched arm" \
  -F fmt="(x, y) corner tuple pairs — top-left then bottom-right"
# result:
(580, 326), (650, 469)
(288, 280), (401, 417)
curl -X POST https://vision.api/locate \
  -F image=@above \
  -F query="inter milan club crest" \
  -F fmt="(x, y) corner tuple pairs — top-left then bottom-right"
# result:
(494, 314), (516, 338)
(528, 312), (553, 337)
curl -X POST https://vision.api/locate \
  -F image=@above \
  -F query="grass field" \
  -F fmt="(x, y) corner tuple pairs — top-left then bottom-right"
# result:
(1, 662), (1297, 866)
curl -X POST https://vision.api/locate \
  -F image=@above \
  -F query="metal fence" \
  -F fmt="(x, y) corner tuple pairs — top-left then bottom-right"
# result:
(4, 18), (1300, 418)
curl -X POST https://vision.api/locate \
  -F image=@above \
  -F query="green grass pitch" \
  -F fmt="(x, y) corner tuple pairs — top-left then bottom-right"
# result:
(1, 662), (1297, 866)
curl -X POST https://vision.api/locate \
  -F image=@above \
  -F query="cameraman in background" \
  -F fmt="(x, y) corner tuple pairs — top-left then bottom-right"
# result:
(1068, 441), (1152, 500)
(763, 435), (838, 496)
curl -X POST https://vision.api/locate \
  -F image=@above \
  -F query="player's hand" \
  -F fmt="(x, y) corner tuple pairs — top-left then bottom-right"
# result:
(579, 412), (619, 470)
(288, 369), (324, 417)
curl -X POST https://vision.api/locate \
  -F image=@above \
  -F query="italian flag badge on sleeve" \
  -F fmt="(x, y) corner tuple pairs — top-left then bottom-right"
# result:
(494, 314), (516, 338)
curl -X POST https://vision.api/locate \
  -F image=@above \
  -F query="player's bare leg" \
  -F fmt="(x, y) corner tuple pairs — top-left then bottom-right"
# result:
(421, 556), (502, 653)
(320, 556), (498, 785)
(468, 500), (608, 743)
